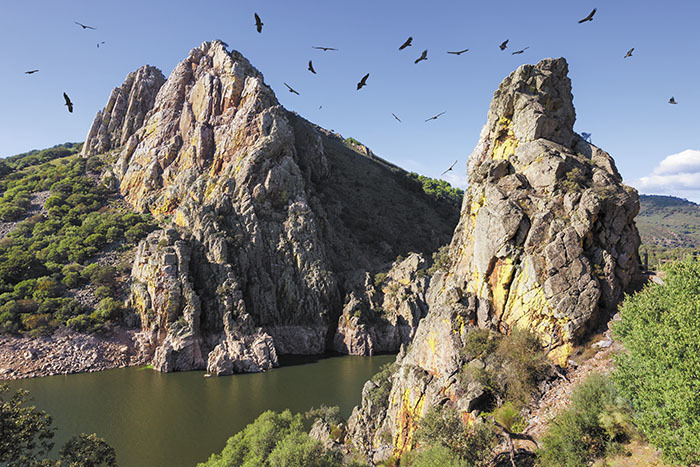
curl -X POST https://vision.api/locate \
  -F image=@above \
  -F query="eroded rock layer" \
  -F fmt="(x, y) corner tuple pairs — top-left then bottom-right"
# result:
(347, 57), (641, 460)
(84, 41), (459, 374)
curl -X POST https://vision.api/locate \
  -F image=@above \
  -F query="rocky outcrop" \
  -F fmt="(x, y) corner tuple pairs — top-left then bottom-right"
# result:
(84, 41), (459, 374)
(81, 66), (165, 157)
(333, 253), (430, 355)
(347, 57), (641, 460)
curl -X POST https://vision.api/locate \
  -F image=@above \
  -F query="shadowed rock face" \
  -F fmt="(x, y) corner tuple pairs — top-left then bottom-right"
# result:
(84, 41), (459, 375)
(347, 58), (641, 461)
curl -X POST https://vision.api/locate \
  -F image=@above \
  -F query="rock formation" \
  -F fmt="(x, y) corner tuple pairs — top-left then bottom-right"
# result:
(347, 57), (641, 461)
(83, 41), (459, 374)
(81, 65), (165, 157)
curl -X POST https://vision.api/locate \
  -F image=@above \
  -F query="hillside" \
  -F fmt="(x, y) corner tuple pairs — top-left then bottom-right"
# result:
(637, 194), (700, 267)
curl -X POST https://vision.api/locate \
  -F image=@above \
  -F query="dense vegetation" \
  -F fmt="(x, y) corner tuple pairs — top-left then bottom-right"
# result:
(0, 384), (116, 466)
(537, 374), (635, 467)
(0, 147), (155, 336)
(199, 409), (343, 467)
(407, 172), (464, 209)
(612, 259), (700, 464)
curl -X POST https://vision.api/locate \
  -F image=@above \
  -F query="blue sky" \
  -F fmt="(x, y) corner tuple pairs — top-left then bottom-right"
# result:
(2, 0), (699, 199)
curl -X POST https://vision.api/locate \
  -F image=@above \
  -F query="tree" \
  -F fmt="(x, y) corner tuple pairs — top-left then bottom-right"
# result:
(0, 384), (55, 466)
(613, 259), (700, 464)
(0, 384), (116, 467)
(58, 433), (116, 467)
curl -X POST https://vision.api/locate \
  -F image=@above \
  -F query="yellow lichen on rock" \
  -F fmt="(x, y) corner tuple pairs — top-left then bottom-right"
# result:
(393, 387), (426, 456)
(492, 115), (518, 160)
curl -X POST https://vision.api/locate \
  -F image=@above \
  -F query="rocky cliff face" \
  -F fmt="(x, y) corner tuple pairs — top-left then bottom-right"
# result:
(84, 41), (459, 374)
(81, 65), (165, 157)
(347, 57), (641, 460)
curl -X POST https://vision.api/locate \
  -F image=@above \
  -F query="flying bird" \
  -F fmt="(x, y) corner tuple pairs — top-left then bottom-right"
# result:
(447, 48), (469, 55)
(425, 111), (446, 122)
(97, 41), (106, 48)
(312, 46), (338, 51)
(624, 48), (634, 58)
(24, 69), (39, 74)
(284, 83), (299, 95)
(308, 60), (316, 74)
(581, 132), (592, 143)
(399, 37), (413, 50)
(669, 96), (678, 104)
(414, 50), (428, 64)
(441, 160), (458, 176)
(578, 8), (597, 23)
(74, 21), (96, 30)
(392, 113), (402, 122)
(254, 13), (263, 33)
(499, 40), (509, 50)
(357, 73), (369, 90)
(63, 93), (73, 113)
(512, 46), (530, 55)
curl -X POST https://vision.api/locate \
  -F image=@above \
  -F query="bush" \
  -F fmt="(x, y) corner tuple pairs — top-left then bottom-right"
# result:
(198, 409), (341, 467)
(413, 405), (495, 466)
(612, 259), (700, 464)
(427, 245), (450, 275)
(400, 444), (469, 466)
(93, 298), (122, 322)
(538, 374), (634, 467)
(368, 362), (396, 410)
(462, 328), (500, 360)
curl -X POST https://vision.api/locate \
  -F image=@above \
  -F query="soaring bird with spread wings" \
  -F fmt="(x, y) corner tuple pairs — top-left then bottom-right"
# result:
(578, 8), (597, 23)
(284, 83), (299, 95)
(308, 61), (316, 74)
(624, 48), (634, 58)
(392, 113), (402, 122)
(357, 73), (369, 90)
(512, 46), (530, 55)
(313, 46), (338, 51)
(25, 70), (39, 74)
(63, 93), (73, 113)
(414, 50), (428, 64)
(399, 37), (412, 50)
(425, 111), (446, 122)
(669, 96), (678, 104)
(499, 40), (509, 50)
(447, 48), (469, 55)
(74, 21), (96, 30)
(441, 160), (458, 176)
(254, 13), (263, 33)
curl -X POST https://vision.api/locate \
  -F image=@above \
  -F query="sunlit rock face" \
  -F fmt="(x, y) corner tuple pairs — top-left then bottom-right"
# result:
(83, 41), (459, 374)
(347, 57), (641, 461)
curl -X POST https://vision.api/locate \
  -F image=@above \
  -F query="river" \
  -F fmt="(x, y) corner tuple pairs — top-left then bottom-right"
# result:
(5, 354), (394, 467)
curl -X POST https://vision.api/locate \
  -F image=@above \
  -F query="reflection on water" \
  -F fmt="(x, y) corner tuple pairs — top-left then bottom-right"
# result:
(6, 353), (395, 467)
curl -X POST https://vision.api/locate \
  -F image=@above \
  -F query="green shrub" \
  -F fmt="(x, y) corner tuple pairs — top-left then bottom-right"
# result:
(400, 444), (469, 466)
(413, 405), (495, 466)
(93, 298), (122, 322)
(374, 272), (388, 288)
(462, 328), (500, 360)
(368, 362), (397, 410)
(198, 409), (341, 467)
(612, 259), (700, 464)
(427, 245), (450, 275)
(538, 374), (634, 467)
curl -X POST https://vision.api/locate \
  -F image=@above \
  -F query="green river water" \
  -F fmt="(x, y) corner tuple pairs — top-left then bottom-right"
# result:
(6, 354), (395, 467)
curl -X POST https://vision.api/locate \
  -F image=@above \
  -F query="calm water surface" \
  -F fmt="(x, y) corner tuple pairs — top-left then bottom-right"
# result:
(6, 354), (395, 467)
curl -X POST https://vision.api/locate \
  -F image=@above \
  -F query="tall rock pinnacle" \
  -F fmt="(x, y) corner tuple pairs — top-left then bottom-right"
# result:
(83, 41), (459, 375)
(347, 57), (641, 461)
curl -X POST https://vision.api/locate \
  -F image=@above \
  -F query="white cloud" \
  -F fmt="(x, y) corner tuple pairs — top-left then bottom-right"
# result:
(633, 149), (700, 202)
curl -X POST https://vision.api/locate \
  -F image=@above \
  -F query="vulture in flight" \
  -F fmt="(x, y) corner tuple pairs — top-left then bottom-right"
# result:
(357, 73), (369, 90)
(308, 60), (316, 74)
(512, 46), (529, 55)
(447, 48), (469, 55)
(284, 83), (299, 95)
(441, 160), (458, 176)
(74, 21), (96, 30)
(578, 8), (597, 23)
(399, 37), (412, 50)
(25, 70), (39, 74)
(392, 113), (402, 122)
(499, 40), (509, 50)
(312, 46), (338, 51)
(624, 48), (634, 58)
(414, 50), (428, 64)
(425, 111), (446, 122)
(669, 96), (678, 104)
(254, 13), (263, 33)
(63, 93), (73, 113)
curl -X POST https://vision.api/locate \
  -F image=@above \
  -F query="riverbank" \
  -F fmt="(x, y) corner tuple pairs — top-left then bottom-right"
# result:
(0, 326), (145, 380)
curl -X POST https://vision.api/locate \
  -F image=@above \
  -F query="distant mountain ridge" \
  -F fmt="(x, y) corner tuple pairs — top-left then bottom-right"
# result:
(637, 194), (700, 249)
